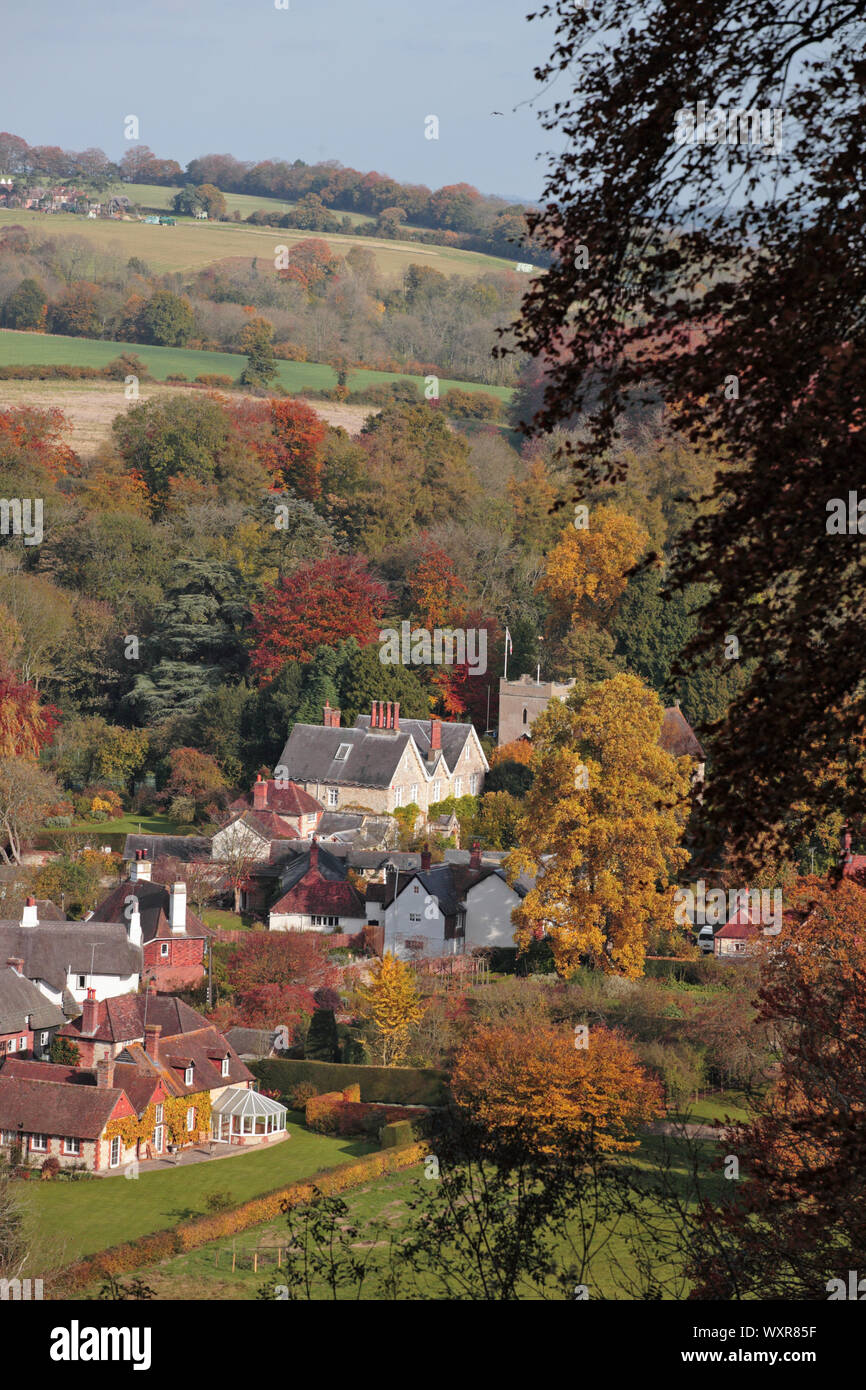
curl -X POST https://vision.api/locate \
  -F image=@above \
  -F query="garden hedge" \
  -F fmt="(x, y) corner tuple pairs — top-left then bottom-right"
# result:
(250, 1058), (447, 1107)
(52, 1142), (427, 1297)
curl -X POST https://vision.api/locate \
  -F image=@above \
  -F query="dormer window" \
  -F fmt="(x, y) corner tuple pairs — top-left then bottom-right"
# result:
(221, 1057), (229, 1077)
(184, 1066), (193, 1086)
(335, 743), (351, 761)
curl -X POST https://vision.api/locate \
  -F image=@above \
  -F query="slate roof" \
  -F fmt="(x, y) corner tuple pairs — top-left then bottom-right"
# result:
(223, 1027), (279, 1059)
(659, 706), (705, 760)
(59, 992), (208, 1044)
(277, 723), (415, 790)
(123, 835), (212, 863)
(0, 1075), (125, 1139)
(376, 864), (533, 916)
(0, 921), (141, 994)
(223, 809), (299, 843)
(355, 715), (486, 774)
(91, 879), (210, 943)
(0, 969), (66, 1034)
(229, 781), (322, 817)
(117, 1026), (252, 1097)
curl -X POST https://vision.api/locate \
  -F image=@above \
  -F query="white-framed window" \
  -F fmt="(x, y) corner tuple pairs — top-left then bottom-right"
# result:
(311, 914), (339, 928)
(432, 780), (441, 801)
(393, 786), (403, 808)
(109, 1136), (120, 1167)
(327, 788), (339, 807)
(186, 1106), (196, 1132)
(39, 1031), (48, 1046)
(1, 1130), (15, 1144)
(30, 1134), (46, 1152)
(184, 1066), (194, 1085)
(63, 1137), (80, 1156)
(409, 913), (421, 923)
(453, 777), (462, 797)
(154, 1124), (164, 1153)
(336, 743), (351, 761)
(221, 1057), (230, 1077)
(18, 1037), (26, 1051)
(469, 774), (479, 794)
(409, 783), (418, 803)
(160, 943), (169, 957)
(155, 1103), (164, 1125)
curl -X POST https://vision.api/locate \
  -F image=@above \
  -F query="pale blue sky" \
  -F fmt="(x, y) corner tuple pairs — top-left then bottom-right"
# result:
(3, 0), (561, 200)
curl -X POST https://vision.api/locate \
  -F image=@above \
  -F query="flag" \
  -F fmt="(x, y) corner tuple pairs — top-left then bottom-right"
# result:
(505, 627), (513, 655)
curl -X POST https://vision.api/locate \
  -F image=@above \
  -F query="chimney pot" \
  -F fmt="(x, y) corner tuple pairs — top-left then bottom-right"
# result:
(393, 701), (400, 732)
(470, 840), (482, 870)
(252, 776), (268, 811)
(20, 898), (38, 928)
(430, 717), (441, 751)
(371, 700), (379, 729)
(6, 957), (24, 975)
(310, 837), (319, 871)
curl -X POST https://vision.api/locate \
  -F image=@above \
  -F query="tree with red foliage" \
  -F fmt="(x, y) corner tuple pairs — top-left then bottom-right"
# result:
(0, 406), (78, 482)
(406, 540), (467, 629)
(0, 663), (59, 758)
(685, 879), (866, 1299)
(282, 239), (342, 293)
(210, 981), (318, 1035)
(250, 555), (389, 678)
(268, 399), (326, 499)
(228, 931), (338, 996)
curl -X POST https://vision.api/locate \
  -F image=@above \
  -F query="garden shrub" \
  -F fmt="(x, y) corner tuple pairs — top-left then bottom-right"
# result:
(379, 1120), (414, 1149)
(194, 373), (234, 387)
(251, 1058), (446, 1106)
(289, 1081), (319, 1110)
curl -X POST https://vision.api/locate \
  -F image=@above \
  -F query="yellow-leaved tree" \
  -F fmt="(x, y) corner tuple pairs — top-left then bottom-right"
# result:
(508, 672), (691, 979)
(356, 952), (424, 1066)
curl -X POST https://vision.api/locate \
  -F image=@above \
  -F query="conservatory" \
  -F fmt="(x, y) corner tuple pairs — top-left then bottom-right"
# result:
(211, 1087), (288, 1146)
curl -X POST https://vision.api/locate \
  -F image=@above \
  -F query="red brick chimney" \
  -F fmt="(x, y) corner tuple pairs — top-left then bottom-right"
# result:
(144, 1023), (162, 1059)
(393, 701), (400, 732)
(310, 837), (319, 872)
(253, 774), (268, 811)
(421, 843), (431, 873)
(323, 700), (341, 728)
(371, 699), (379, 729)
(469, 840), (482, 870)
(96, 1056), (115, 1089)
(81, 988), (99, 1035)
(6, 957), (24, 975)
(430, 717), (441, 751)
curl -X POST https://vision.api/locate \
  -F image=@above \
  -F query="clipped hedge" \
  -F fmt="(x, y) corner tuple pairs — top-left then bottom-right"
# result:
(380, 1120), (415, 1149)
(250, 1058), (447, 1107)
(53, 1142), (427, 1296)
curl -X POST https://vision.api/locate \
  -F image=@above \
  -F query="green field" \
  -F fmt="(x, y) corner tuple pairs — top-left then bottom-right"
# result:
(21, 1118), (375, 1276)
(104, 181), (375, 227)
(0, 206), (520, 280)
(0, 329), (513, 401)
(77, 1131), (728, 1300)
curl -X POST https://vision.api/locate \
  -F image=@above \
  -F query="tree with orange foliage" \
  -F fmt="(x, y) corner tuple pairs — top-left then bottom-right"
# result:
(406, 540), (467, 629)
(282, 239), (342, 293)
(0, 663), (58, 758)
(0, 406), (78, 482)
(250, 554), (389, 677)
(451, 1022), (661, 1160)
(686, 877), (866, 1300)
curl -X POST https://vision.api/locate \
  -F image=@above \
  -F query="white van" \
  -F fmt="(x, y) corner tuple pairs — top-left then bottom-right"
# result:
(697, 924), (716, 954)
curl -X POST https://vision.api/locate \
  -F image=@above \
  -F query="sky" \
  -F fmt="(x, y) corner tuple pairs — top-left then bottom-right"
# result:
(3, 0), (562, 201)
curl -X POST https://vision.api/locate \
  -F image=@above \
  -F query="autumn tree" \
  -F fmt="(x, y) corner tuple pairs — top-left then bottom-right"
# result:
(685, 879), (866, 1299)
(356, 953), (423, 1065)
(510, 0), (866, 874)
(509, 673), (691, 978)
(227, 931), (338, 996)
(250, 555), (389, 678)
(269, 398), (326, 497)
(0, 664), (59, 759)
(138, 290), (194, 347)
(3, 277), (46, 330)
(0, 758), (61, 865)
(451, 1023), (662, 1159)
(159, 747), (228, 825)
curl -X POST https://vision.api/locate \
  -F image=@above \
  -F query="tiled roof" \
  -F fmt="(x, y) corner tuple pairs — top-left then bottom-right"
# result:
(59, 992), (207, 1044)
(229, 781), (323, 817)
(271, 845), (365, 918)
(0, 969), (66, 1034)
(0, 1075), (125, 1139)
(659, 706), (705, 760)
(223, 1027), (279, 1058)
(0, 1058), (165, 1117)
(91, 879), (209, 942)
(118, 1026), (252, 1097)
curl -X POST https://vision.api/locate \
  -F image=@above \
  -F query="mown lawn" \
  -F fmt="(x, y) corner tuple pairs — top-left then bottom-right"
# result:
(21, 1117), (376, 1276)
(201, 909), (256, 931)
(64, 813), (186, 837)
(0, 328), (513, 401)
(80, 1132), (730, 1301)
